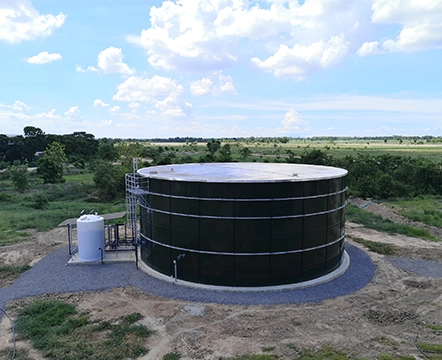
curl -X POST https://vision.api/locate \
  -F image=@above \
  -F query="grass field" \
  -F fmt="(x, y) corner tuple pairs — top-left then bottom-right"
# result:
(149, 138), (442, 162)
(0, 170), (125, 245)
(385, 196), (442, 228)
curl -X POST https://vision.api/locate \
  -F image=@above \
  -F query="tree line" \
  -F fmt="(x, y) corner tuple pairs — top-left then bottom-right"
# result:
(0, 126), (100, 166)
(287, 149), (442, 199)
(3, 127), (442, 202)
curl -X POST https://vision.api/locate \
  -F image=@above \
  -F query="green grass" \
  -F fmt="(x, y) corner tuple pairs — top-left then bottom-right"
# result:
(351, 237), (396, 255)
(425, 323), (442, 332)
(346, 204), (439, 241)
(0, 348), (32, 360)
(163, 353), (181, 360)
(0, 264), (31, 274)
(228, 355), (278, 360)
(262, 346), (276, 352)
(0, 199), (124, 232)
(386, 196), (442, 228)
(295, 346), (350, 360)
(0, 171), (125, 243)
(158, 139), (442, 161)
(14, 299), (151, 360)
(375, 354), (415, 360)
(0, 226), (30, 246)
(63, 172), (94, 182)
(417, 342), (442, 358)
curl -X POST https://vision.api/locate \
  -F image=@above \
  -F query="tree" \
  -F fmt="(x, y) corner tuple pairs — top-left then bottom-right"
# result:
(97, 141), (119, 161)
(24, 126), (44, 138)
(240, 147), (251, 161)
(93, 161), (126, 200)
(299, 149), (329, 165)
(115, 142), (144, 170)
(10, 164), (29, 192)
(37, 142), (67, 183)
(23, 126), (46, 163)
(206, 140), (221, 155)
(219, 143), (232, 162)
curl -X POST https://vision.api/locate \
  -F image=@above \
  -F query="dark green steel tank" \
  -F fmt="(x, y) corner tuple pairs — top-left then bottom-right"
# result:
(138, 163), (347, 287)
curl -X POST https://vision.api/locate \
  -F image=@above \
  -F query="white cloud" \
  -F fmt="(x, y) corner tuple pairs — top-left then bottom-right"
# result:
(190, 73), (236, 96)
(128, 101), (140, 109)
(219, 94), (442, 115)
(113, 75), (183, 103)
(13, 100), (30, 112)
(251, 34), (349, 78)
(75, 65), (85, 73)
(113, 75), (193, 118)
(155, 95), (193, 118)
(93, 99), (109, 108)
(64, 106), (79, 116)
(190, 78), (213, 96)
(0, 0), (66, 44)
(130, 0), (240, 72)
(76, 65), (99, 73)
(127, 0), (442, 74)
(109, 106), (120, 112)
(97, 47), (134, 75)
(24, 51), (62, 64)
(78, 47), (132, 75)
(356, 41), (380, 56)
(281, 109), (307, 131)
(128, 0), (369, 76)
(1, 108), (64, 133)
(382, 23), (442, 52)
(218, 73), (236, 94)
(370, 0), (442, 52)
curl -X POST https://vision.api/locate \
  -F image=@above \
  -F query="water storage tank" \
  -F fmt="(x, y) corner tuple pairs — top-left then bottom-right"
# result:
(77, 214), (105, 262)
(137, 163), (347, 287)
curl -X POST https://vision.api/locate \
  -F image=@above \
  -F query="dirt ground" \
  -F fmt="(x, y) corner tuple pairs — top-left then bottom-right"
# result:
(1, 202), (442, 359)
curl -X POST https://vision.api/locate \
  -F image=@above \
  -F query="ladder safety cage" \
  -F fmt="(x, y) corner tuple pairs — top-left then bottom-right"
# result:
(125, 158), (150, 246)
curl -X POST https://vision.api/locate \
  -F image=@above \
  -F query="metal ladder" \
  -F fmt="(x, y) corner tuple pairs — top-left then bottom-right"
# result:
(125, 158), (139, 242)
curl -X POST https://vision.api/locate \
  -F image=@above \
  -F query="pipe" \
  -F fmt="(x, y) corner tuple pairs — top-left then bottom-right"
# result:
(98, 247), (103, 264)
(135, 241), (139, 269)
(67, 223), (72, 256)
(173, 254), (186, 283)
(173, 260), (177, 282)
(360, 201), (373, 208)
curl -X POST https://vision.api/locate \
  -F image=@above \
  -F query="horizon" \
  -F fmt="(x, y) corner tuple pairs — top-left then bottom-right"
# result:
(1, 1), (441, 139)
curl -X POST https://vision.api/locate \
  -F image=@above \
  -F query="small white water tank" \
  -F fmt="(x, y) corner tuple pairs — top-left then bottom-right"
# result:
(77, 214), (105, 262)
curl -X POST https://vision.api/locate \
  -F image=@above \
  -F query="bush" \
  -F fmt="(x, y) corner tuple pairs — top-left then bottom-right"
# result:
(31, 193), (49, 209)
(10, 165), (29, 192)
(93, 162), (126, 200)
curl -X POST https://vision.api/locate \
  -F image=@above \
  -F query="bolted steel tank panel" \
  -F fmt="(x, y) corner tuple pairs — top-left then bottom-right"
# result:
(138, 163), (347, 287)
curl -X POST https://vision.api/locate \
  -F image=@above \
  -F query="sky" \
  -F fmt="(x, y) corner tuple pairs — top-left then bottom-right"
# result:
(1, 0), (442, 139)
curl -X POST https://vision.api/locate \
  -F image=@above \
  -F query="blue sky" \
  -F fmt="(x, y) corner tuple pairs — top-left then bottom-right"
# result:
(1, 0), (442, 139)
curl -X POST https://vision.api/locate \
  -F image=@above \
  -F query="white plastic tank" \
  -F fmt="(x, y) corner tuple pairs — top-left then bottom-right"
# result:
(77, 214), (105, 261)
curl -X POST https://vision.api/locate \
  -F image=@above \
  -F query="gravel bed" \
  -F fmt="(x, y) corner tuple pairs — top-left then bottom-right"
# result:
(0, 243), (374, 317)
(386, 256), (442, 278)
